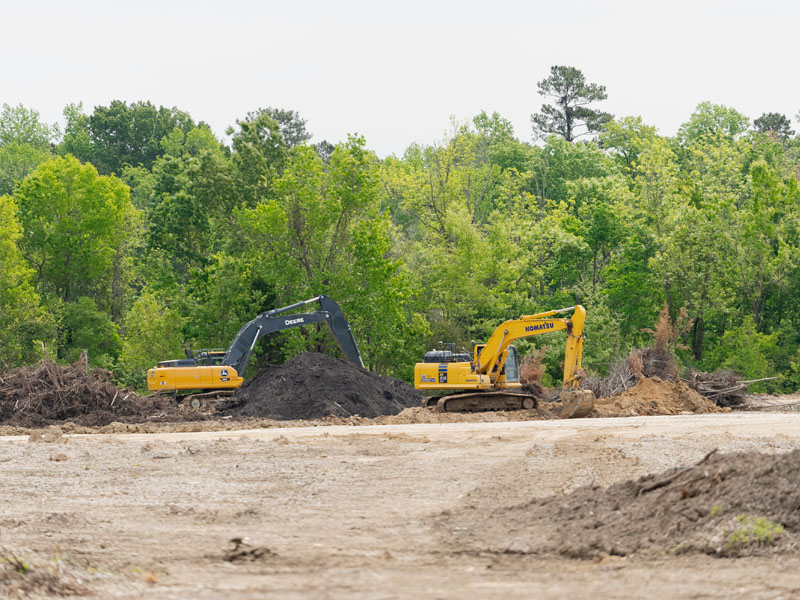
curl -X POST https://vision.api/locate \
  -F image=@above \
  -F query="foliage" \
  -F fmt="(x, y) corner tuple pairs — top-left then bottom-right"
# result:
(13, 155), (135, 311)
(531, 66), (612, 141)
(753, 112), (794, 141)
(726, 515), (784, 548)
(115, 291), (185, 388)
(82, 100), (195, 174)
(2, 86), (800, 389)
(0, 142), (51, 196)
(0, 103), (59, 149)
(0, 194), (55, 366)
(59, 297), (122, 368)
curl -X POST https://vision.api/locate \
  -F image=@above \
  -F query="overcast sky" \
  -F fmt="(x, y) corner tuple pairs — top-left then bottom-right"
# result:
(2, 0), (798, 157)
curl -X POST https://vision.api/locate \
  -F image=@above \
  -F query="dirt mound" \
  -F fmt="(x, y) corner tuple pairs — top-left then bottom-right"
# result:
(441, 449), (800, 558)
(592, 377), (724, 417)
(226, 352), (423, 420)
(0, 357), (178, 427)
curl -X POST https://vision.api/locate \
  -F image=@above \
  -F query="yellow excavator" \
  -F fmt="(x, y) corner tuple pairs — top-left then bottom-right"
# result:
(414, 305), (595, 418)
(147, 295), (363, 408)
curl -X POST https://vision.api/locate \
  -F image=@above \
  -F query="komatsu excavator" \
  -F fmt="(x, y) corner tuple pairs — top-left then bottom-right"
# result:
(148, 295), (363, 408)
(414, 305), (595, 418)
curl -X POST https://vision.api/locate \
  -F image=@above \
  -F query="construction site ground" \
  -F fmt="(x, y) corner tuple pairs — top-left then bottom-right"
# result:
(1, 411), (799, 599)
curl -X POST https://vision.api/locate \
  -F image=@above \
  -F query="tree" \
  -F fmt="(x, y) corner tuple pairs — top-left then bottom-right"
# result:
(60, 296), (122, 367)
(754, 112), (795, 141)
(14, 155), (135, 309)
(677, 102), (750, 145)
(0, 103), (59, 149)
(116, 291), (185, 388)
(237, 136), (426, 375)
(0, 142), (51, 196)
(259, 108), (312, 147)
(227, 110), (288, 207)
(531, 66), (612, 142)
(0, 194), (55, 365)
(85, 100), (195, 173)
(59, 102), (93, 162)
(598, 116), (657, 174)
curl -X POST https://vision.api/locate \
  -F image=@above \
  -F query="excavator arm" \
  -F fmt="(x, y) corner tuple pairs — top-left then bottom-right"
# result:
(223, 295), (364, 377)
(476, 305), (587, 388)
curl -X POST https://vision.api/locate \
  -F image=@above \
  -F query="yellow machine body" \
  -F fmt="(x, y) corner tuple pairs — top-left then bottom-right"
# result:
(414, 350), (520, 391)
(146, 365), (244, 392)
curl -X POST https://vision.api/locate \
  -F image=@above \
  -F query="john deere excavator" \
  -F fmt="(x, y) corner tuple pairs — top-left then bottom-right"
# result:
(148, 295), (363, 408)
(414, 305), (595, 418)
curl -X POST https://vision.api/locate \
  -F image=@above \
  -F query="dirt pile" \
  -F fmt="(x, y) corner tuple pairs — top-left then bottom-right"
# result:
(226, 352), (423, 420)
(443, 448), (800, 558)
(0, 357), (176, 427)
(592, 377), (724, 417)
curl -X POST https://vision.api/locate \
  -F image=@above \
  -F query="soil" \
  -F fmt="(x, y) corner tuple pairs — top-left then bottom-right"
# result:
(591, 377), (724, 417)
(440, 447), (800, 560)
(225, 352), (423, 419)
(2, 413), (800, 598)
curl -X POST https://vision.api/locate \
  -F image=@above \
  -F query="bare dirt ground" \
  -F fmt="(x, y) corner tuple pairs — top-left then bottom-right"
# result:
(2, 412), (800, 599)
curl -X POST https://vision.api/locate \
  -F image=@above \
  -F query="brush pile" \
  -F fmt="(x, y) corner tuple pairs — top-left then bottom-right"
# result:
(0, 351), (174, 427)
(583, 308), (752, 407)
(687, 370), (747, 408)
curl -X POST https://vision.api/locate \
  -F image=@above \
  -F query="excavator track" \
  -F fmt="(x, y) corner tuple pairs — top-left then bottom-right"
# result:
(424, 391), (538, 413)
(178, 390), (235, 413)
(422, 389), (596, 418)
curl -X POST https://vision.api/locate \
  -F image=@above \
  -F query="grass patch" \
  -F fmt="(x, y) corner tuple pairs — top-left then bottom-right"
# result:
(727, 514), (784, 548)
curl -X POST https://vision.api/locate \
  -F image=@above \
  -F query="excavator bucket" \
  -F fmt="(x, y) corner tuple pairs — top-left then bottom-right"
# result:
(560, 389), (595, 419)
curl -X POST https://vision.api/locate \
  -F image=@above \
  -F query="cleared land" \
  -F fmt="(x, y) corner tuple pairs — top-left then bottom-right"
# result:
(1, 412), (799, 599)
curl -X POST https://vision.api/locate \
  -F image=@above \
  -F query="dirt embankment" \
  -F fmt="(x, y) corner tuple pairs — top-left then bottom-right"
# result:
(441, 448), (800, 559)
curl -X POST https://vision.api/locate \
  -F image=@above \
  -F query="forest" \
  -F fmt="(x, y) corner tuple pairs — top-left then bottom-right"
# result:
(1, 66), (799, 392)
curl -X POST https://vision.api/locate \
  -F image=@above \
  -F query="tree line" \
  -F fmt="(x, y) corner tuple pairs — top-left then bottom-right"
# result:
(2, 66), (799, 391)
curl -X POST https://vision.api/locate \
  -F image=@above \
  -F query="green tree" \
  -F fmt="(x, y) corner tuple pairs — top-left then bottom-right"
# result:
(677, 102), (750, 145)
(85, 100), (195, 174)
(0, 103), (59, 149)
(14, 155), (135, 311)
(0, 194), (55, 365)
(709, 316), (777, 389)
(116, 291), (185, 388)
(598, 116), (657, 174)
(237, 136), (426, 374)
(0, 142), (51, 196)
(753, 112), (795, 142)
(259, 107), (312, 147)
(60, 297), (122, 367)
(59, 102), (93, 162)
(531, 66), (612, 142)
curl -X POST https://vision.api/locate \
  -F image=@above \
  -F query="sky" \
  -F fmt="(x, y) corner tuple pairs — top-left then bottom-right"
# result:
(2, 0), (798, 157)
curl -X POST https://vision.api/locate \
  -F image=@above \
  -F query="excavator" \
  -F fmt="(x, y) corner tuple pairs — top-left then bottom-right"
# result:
(414, 305), (595, 418)
(148, 295), (363, 408)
